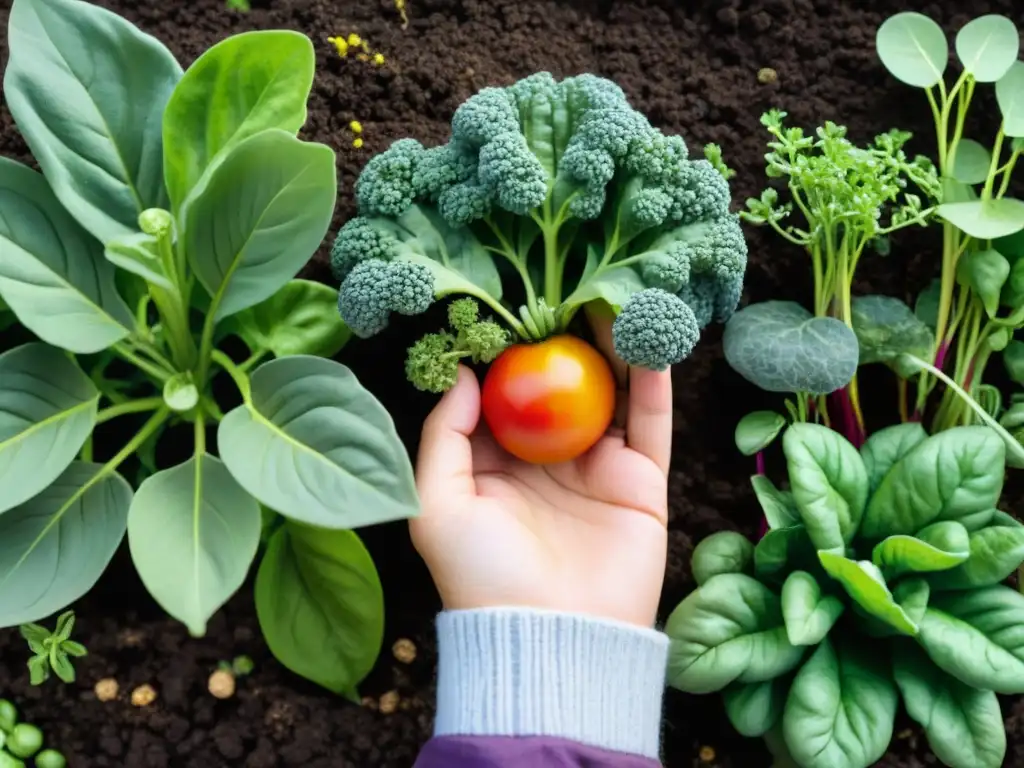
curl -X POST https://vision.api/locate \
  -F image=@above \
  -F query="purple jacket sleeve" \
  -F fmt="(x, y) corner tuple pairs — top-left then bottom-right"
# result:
(413, 608), (669, 767)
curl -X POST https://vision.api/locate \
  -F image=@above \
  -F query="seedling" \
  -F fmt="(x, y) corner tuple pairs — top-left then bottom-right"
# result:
(19, 611), (86, 685)
(0, 699), (65, 767)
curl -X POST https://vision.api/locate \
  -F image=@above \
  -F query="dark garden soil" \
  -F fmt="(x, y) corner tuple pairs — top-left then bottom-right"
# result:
(3, 0), (1024, 765)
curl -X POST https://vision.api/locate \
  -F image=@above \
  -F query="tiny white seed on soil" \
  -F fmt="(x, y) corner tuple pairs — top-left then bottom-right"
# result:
(94, 678), (119, 702)
(208, 670), (236, 699)
(392, 638), (417, 664)
(378, 690), (400, 714)
(131, 684), (157, 707)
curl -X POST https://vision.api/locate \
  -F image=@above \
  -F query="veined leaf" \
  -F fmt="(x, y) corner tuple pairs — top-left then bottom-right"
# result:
(950, 139), (992, 184)
(937, 199), (1024, 240)
(104, 231), (173, 291)
(997, 61), (1024, 137)
(876, 12), (948, 88)
(781, 570), (844, 646)
(819, 552), (918, 635)
(955, 15), (1020, 83)
(691, 531), (754, 586)
(860, 422), (928, 493)
(926, 519), (1024, 590)
(871, 521), (971, 578)
(722, 678), (787, 738)
(751, 474), (800, 530)
(851, 295), (934, 374)
(735, 411), (786, 456)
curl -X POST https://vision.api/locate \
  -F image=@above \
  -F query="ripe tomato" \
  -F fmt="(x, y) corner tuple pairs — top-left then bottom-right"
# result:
(481, 335), (616, 464)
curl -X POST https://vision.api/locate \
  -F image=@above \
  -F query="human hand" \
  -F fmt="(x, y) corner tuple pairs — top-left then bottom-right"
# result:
(410, 353), (671, 628)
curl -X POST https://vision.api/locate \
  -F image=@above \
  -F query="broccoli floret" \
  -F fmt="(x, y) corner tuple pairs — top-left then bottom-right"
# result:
(330, 218), (398, 281)
(355, 138), (425, 217)
(338, 259), (434, 337)
(612, 288), (700, 370)
(478, 132), (550, 215)
(413, 143), (478, 201)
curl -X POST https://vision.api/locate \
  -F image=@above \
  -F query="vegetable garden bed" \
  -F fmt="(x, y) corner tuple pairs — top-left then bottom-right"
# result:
(1, 0), (1024, 766)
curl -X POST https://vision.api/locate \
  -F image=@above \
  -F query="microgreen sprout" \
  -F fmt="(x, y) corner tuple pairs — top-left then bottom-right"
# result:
(19, 611), (87, 686)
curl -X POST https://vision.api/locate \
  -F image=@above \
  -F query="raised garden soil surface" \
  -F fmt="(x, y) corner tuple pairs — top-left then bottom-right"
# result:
(2, 0), (1024, 765)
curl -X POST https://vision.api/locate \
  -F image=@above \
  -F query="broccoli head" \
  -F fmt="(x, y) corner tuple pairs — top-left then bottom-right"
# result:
(612, 289), (700, 370)
(338, 259), (434, 338)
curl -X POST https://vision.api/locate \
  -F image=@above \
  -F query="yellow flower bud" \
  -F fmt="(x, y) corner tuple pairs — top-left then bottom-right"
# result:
(350, 120), (363, 134)
(353, 138), (364, 149)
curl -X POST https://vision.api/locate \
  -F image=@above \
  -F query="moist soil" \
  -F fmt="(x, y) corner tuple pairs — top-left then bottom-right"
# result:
(2, 0), (1024, 765)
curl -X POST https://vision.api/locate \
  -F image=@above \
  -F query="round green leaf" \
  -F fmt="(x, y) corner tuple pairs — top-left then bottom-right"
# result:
(724, 301), (859, 395)
(162, 373), (199, 413)
(996, 61), (1024, 137)
(0, 462), (131, 627)
(4, 0), (182, 244)
(256, 521), (383, 698)
(1004, 340), (1024, 383)
(0, 343), (99, 513)
(163, 30), (316, 213)
(0, 158), (133, 353)
(893, 642), (1006, 768)
(735, 411), (786, 456)
(950, 139), (993, 184)
(851, 295), (935, 375)
(781, 570), (844, 646)
(955, 15), (1020, 83)
(871, 521), (970, 579)
(229, 279), (351, 359)
(926, 520), (1024, 590)
(184, 130), (337, 322)
(967, 248), (1011, 317)
(876, 12), (949, 88)
(722, 678), (787, 738)
(783, 636), (898, 768)
(937, 199), (1024, 240)
(751, 474), (800, 531)
(818, 552), (918, 635)
(860, 422), (928, 493)
(128, 453), (261, 636)
(218, 356), (420, 529)
(665, 573), (804, 694)
(691, 531), (754, 586)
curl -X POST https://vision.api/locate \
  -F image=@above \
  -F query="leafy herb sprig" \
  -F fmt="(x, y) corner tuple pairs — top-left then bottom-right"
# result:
(19, 611), (86, 686)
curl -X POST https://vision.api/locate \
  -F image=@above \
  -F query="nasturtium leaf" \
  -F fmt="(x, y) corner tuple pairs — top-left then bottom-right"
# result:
(782, 423), (868, 550)
(751, 475), (800, 530)
(185, 130), (337, 322)
(723, 301), (859, 394)
(917, 586), (1024, 693)
(781, 570), (844, 646)
(915, 278), (941, 328)
(665, 573), (805, 694)
(851, 295), (934, 373)
(818, 552), (918, 635)
(967, 249), (1011, 317)
(256, 522), (383, 698)
(950, 139), (993, 184)
(104, 232), (173, 292)
(860, 426), (1005, 538)
(228, 280), (351, 359)
(927, 520), (1024, 590)
(0, 158), (134, 353)
(894, 578), (931, 626)
(876, 12), (949, 88)
(735, 411), (786, 456)
(218, 356), (420, 529)
(955, 15), (1020, 83)
(691, 531), (754, 586)
(3, 0), (182, 244)
(0, 344), (99, 513)
(937, 199), (1024, 240)
(1000, 258), (1024, 308)
(871, 521), (970, 579)
(754, 525), (818, 582)
(783, 636), (898, 768)
(997, 61), (1024, 137)
(128, 454), (260, 636)
(893, 642), (1006, 768)
(1005, 341), (1024, 383)
(860, 422), (928, 494)
(722, 678), (787, 738)
(164, 31), (315, 214)
(162, 373), (199, 413)
(0, 462), (131, 627)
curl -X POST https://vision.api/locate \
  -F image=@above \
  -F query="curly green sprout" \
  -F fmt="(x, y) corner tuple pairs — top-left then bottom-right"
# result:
(19, 611), (87, 686)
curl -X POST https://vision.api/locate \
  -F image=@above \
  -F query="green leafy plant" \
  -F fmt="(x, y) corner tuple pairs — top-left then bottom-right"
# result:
(667, 422), (1024, 768)
(19, 611), (86, 685)
(330, 71), (749, 388)
(0, 0), (418, 700)
(0, 699), (65, 767)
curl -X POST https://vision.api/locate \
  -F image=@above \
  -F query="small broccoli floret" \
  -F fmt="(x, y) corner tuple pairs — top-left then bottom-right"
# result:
(413, 143), (478, 201)
(612, 288), (700, 370)
(675, 159), (732, 224)
(438, 182), (493, 225)
(641, 249), (690, 294)
(338, 259), (434, 338)
(478, 132), (549, 214)
(451, 87), (521, 148)
(355, 138), (425, 217)
(405, 332), (460, 393)
(330, 218), (398, 281)
(448, 297), (480, 330)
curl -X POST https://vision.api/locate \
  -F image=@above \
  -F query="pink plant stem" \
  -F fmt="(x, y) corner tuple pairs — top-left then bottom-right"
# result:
(755, 451), (766, 476)
(829, 387), (864, 448)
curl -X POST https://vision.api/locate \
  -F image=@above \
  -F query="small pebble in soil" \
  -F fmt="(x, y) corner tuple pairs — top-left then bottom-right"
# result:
(699, 745), (716, 762)
(93, 678), (119, 702)
(361, 696), (378, 711)
(392, 638), (417, 664)
(378, 690), (400, 715)
(130, 684), (157, 707)
(757, 67), (777, 84)
(208, 669), (236, 699)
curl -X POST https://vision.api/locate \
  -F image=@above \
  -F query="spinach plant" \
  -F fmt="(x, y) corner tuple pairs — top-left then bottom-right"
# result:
(668, 422), (1024, 768)
(0, 0), (419, 700)
(19, 611), (86, 686)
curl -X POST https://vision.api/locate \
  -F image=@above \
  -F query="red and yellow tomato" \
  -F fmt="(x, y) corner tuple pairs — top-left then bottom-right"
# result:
(481, 335), (616, 464)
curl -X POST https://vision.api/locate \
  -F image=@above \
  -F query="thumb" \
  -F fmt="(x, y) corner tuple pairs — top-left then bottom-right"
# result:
(414, 365), (480, 509)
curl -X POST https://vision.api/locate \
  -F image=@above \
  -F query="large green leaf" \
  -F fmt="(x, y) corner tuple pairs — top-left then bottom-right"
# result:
(851, 295), (934, 373)
(871, 521), (970, 579)
(163, 30), (315, 213)
(926, 519), (1024, 589)
(0, 462), (131, 627)
(997, 61), (1024, 137)
(860, 426), (1005, 538)
(255, 521), (383, 698)
(184, 130), (336, 322)
(937, 199), (1024, 240)
(0, 158), (133, 353)
(860, 422), (928, 494)
(950, 139), (993, 184)
(818, 552), (918, 635)
(665, 573), (804, 694)
(781, 570), (844, 646)
(218, 356), (420, 529)
(3, 0), (182, 244)
(917, 586), (1024, 692)
(691, 531), (754, 586)
(955, 15), (1020, 83)
(128, 454), (261, 637)
(782, 423), (868, 550)
(876, 12), (948, 88)
(723, 301), (859, 394)
(751, 475), (800, 530)
(893, 642), (1006, 768)
(754, 525), (817, 582)
(0, 344), (99, 513)
(1004, 340), (1024, 383)
(228, 280), (351, 359)
(782, 636), (898, 768)
(722, 678), (787, 738)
